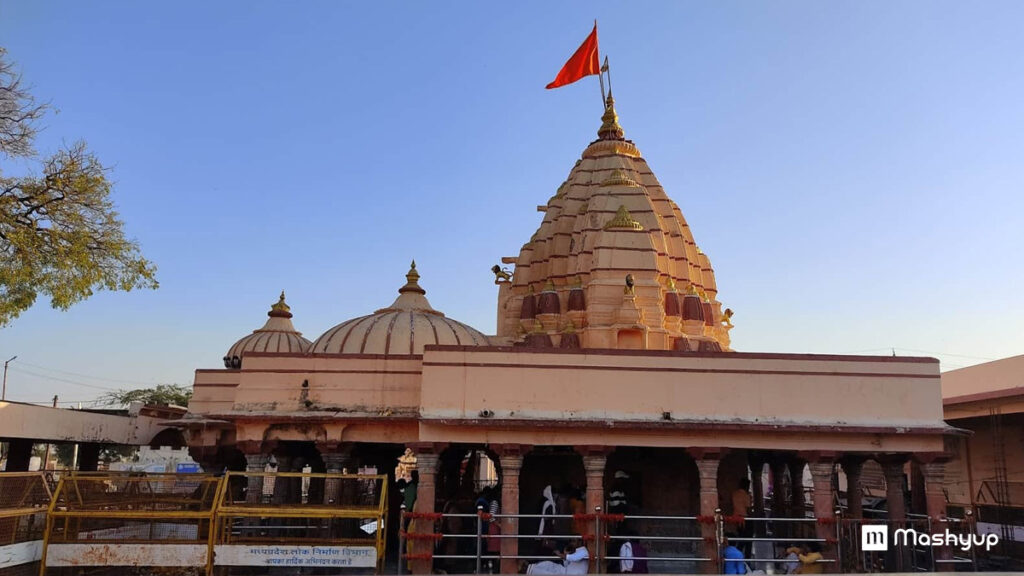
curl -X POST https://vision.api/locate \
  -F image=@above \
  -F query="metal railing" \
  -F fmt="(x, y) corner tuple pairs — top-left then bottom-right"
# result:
(400, 506), (836, 574)
(33, 470), (389, 575)
(398, 505), (987, 574)
(0, 472), (52, 574)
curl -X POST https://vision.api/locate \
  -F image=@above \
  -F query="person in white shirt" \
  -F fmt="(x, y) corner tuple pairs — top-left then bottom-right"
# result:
(558, 540), (590, 575)
(619, 540), (634, 573)
(526, 539), (589, 575)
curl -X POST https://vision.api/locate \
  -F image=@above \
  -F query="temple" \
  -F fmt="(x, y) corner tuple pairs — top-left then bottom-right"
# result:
(180, 95), (958, 572)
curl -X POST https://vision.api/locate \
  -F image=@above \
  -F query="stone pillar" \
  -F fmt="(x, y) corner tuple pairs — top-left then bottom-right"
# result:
(243, 451), (270, 504)
(583, 449), (608, 569)
(272, 455), (293, 504)
(322, 446), (353, 505)
(498, 449), (525, 575)
(881, 456), (910, 571)
(4, 439), (33, 471)
(692, 451), (721, 575)
(840, 457), (865, 519)
(410, 450), (440, 575)
(77, 443), (101, 472)
(881, 457), (907, 523)
(788, 458), (806, 518)
(749, 455), (766, 520)
(809, 461), (837, 573)
(770, 459), (788, 518)
(910, 460), (927, 515)
(920, 460), (951, 563)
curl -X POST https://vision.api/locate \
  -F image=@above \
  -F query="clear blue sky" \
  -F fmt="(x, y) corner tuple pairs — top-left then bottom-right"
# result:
(1, 1), (1022, 406)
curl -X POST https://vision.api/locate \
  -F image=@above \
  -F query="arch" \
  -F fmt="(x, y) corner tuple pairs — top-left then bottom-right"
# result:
(148, 428), (186, 450)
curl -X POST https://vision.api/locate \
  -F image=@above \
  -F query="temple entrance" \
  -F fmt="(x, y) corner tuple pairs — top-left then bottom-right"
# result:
(605, 447), (700, 573)
(350, 443), (406, 564)
(433, 445), (502, 574)
(605, 447), (700, 517)
(519, 447), (585, 558)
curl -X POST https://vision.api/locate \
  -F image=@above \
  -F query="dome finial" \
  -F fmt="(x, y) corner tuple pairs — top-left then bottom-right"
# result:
(269, 290), (293, 318)
(598, 92), (625, 140)
(399, 260), (426, 295)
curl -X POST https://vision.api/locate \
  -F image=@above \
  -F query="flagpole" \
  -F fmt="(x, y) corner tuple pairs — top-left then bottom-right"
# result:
(596, 21), (606, 108)
(604, 56), (613, 98)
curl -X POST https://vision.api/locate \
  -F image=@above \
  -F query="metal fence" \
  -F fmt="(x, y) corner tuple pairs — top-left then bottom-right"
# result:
(213, 471), (388, 574)
(0, 473), (53, 576)
(400, 507), (832, 575)
(396, 506), (989, 575)
(40, 472), (221, 575)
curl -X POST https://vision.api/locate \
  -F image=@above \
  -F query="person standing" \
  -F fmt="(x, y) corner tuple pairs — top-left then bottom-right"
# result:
(731, 478), (753, 555)
(404, 470), (419, 512)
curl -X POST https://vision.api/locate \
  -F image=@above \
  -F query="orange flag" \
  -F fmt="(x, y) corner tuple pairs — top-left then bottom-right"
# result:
(546, 24), (600, 89)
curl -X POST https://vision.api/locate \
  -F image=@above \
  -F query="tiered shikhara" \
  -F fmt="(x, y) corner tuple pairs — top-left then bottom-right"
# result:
(496, 94), (733, 352)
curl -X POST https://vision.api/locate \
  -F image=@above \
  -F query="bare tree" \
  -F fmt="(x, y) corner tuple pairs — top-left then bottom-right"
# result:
(0, 48), (157, 326)
(0, 48), (47, 158)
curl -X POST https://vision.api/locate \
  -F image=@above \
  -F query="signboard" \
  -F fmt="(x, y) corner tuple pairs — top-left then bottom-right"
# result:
(0, 540), (42, 569)
(45, 544), (207, 567)
(176, 462), (201, 473)
(214, 545), (377, 568)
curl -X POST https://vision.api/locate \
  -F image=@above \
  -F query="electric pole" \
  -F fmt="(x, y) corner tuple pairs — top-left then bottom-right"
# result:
(2, 356), (16, 401)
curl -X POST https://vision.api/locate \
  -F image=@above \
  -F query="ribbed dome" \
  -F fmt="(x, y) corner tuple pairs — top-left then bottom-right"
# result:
(311, 262), (489, 356)
(224, 292), (312, 368)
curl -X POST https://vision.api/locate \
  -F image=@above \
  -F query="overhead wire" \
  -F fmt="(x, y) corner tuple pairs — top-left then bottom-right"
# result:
(11, 360), (155, 386)
(6, 366), (121, 391)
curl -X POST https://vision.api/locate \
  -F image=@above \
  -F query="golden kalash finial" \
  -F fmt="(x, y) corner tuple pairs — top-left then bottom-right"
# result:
(598, 92), (625, 141)
(268, 290), (293, 318)
(604, 205), (644, 230)
(398, 260), (426, 295)
(665, 277), (677, 292)
(686, 283), (698, 296)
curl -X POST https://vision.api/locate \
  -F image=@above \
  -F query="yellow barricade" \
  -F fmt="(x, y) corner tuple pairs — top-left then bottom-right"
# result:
(0, 472), (52, 575)
(40, 472), (220, 575)
(36, 471), (390, 575)
(213, 471), (389, 573)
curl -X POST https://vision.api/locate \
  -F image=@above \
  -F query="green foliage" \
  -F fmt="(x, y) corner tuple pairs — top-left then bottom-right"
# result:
(100, 384), (192, 408)
(0, 47), (157, 326)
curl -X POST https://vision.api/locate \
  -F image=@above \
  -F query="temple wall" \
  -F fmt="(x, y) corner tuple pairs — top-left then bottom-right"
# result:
(419, 347), (945, 428)
(190, 370), (239, 414)
(942, 354), (1024, 398)
(191, 353), (423, 414)
(943, 413), (1024, 508)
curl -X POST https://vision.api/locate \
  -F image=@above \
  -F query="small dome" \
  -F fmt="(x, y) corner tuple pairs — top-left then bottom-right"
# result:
(311, 261), (489, 356)
(224, 292), (312, 368)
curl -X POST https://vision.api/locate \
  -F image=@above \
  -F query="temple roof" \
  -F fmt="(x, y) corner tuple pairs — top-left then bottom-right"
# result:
(224, 292), (312, 367)
(311, 262), (489, 356)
